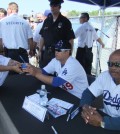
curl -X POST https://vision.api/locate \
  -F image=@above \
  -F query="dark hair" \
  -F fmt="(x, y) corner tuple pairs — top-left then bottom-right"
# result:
(81, 12), (89, 20)
(0, 8), (7, 16)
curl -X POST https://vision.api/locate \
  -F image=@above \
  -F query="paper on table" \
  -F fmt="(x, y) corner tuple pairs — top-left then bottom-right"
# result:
(22, 97), (47, 122)
(47, 98), (73, 110)
(28, 93), (40, 104)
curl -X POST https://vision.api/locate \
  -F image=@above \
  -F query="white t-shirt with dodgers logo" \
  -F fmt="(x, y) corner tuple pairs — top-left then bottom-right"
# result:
(43, 56), (88, 98)
(88, 71), (120, 117)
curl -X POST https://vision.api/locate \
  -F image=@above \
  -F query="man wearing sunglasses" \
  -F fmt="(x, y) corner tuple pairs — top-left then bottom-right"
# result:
(80, 49), (120, 130)
(39, 0), (75, 68)
(23, 40), (88, 99)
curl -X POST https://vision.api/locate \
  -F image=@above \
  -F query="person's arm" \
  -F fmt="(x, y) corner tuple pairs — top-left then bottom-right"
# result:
(80, 88), (95, 107)
(0, 38), (4, 55)
(103, 116), (120, 130)
(97, 38), (105, 48)
(23, 64), (68, 86)
(0, 59), (22, 73)
(28, 38), (36, 57)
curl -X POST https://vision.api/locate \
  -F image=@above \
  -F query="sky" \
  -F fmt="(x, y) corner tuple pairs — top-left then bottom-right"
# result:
(0, 0), (120, 16)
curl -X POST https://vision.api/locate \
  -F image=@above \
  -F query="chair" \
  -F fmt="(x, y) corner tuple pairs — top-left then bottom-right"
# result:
(87, 75), (96, 85)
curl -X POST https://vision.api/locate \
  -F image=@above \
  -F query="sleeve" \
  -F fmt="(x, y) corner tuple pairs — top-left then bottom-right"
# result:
(26, 22), (33, 39)
(75, 25), (83, 38)
(64, 19), (75, 40)
(88, 73), (104, 97)
(80, 88), (95, 107)
(33, 23), (43, 43)
(52, 77), (67, 87)
(103, 116), (120, 130)
(93, 28), (99, 41)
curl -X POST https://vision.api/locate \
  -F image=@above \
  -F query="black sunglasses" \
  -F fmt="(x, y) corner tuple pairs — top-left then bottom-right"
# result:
(55, 49), (71, 52)
(107, 62), (120, 67)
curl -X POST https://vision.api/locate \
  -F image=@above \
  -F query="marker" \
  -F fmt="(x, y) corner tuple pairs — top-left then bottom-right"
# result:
(66, 106), (74, 122)
(19, 55), (25, 63)
(71, 106), (81, 120)
(51, 126), (58, 134)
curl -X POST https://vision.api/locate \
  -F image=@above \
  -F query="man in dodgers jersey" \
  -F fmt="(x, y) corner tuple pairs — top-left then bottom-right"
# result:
(80, 49), (120, 130)
(23, 40), (88, 99)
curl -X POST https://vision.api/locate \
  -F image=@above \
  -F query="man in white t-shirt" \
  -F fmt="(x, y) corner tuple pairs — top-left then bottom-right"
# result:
(23, 40), (88, 99)
(0, 55), (22, 86)
(80, 49), (120, 130)
(75, 12), (105, 75)
(0, 2), (35, 63)
(33, 10), (51, 67)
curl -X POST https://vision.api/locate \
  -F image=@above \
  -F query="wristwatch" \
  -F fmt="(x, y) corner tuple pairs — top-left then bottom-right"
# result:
(100, 121), (105, 128)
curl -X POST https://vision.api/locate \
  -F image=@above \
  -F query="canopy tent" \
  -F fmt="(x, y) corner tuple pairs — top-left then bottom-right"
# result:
(68, 0), (120, 76)
(68, 0), (120, 8)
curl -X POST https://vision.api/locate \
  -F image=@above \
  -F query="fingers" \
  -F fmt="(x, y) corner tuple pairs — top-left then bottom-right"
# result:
(81, 111), (89, 124)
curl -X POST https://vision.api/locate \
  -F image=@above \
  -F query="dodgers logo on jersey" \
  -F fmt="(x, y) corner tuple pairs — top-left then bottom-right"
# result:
(103, 90), (120, 110)
(62, 68), (67, 75)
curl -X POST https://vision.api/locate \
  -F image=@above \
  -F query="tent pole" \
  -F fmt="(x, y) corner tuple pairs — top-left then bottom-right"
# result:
(95, 5), (106, 76)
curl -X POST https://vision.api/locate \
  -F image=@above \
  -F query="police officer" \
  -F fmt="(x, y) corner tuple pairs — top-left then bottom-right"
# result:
(39, 0), (75, 67)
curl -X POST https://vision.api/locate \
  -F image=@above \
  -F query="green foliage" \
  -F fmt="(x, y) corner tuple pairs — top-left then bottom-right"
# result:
(67, 10), (80, 17)
(66, 10), (120, 17)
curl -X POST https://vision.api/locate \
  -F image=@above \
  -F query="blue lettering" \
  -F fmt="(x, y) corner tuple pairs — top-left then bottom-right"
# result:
(103, 90), (120, 110)
(6, 22), (24, 25)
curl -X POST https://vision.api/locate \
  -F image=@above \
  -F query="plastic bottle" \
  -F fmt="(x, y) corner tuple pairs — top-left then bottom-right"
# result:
(39, 85), (48, 106)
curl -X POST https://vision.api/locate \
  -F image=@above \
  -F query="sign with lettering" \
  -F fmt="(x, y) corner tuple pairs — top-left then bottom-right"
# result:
(22, 97), (47, 122)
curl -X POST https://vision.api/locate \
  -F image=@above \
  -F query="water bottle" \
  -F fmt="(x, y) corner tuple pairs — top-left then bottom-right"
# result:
(39, 85), (48, 106)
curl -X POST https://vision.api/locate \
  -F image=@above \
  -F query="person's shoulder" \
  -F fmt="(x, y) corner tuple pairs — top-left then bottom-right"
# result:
(0, 16), (9, 22)
(60, 14), (71, 22)
(99, 70), (109, 76)
(67, 56), (81, 66)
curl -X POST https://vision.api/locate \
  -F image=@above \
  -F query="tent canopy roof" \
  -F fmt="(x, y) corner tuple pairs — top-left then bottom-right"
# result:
(68, 0), (120, 8)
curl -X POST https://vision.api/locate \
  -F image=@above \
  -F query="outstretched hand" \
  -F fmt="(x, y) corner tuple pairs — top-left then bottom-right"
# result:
(22, 63), (41, 77)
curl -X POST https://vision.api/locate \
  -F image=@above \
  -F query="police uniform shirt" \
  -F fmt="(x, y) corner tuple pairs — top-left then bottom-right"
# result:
(0, 55), (10, 86)
(0, 13), (33, 49)
(43, 56), (88, 98)
(75, 22), (99, 48)
(40, 13), (75, 49)
(89, 71), (120, 117)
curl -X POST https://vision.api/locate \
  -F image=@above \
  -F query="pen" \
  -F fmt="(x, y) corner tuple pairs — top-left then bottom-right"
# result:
(66, 106), (74, 122)
(71, 105), (81, 120)
(19, 55), (25, 63)
(51, 126), (58, 134)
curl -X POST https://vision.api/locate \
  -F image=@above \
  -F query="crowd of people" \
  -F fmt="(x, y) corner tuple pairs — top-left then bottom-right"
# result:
(0, 0), (120, 131)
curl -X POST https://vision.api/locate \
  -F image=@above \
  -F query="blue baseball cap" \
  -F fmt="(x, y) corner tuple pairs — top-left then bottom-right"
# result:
(44, 10), (51, 17)
(55, 40), (71, 50)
